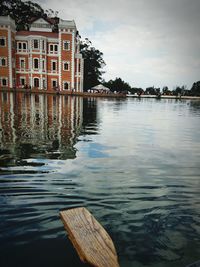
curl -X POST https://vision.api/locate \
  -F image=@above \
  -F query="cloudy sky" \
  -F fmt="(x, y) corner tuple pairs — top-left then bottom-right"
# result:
(37, 0), (200, 89)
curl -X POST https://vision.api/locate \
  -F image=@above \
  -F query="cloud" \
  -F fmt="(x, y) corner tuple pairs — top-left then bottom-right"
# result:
(36, 0), (200, 88)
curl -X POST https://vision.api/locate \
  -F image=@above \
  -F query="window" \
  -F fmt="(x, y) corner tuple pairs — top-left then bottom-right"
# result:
(49, 44), (58, 54)
(42, 59), (45, 71)
(43, 79), (46, 89)
(0, 37), (6, 47)
(63, 61), (70, 71)
(32, 23), (51, 29)
(63, 41), (70, 51)
(1, 77), (8, 87)
(34, 78), (39, 88)
(52, 62), (56, 71)
(0, 57), (7, 67)
(50, 44), (53, 52)
(20, 77), (26, 86)
(52, 79), (57, 88)
(33, 39), (39, 49)
(63, 81), (70, 90)
(17, 42), (27, 52)
(20, 58), (25, 69)
(42, 40), (45, 50)
(51, 60), (57, 72)
(33, 58), (39, 69)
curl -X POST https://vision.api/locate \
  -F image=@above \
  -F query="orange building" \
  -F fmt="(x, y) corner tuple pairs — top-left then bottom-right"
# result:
(0, 15), (84, 92)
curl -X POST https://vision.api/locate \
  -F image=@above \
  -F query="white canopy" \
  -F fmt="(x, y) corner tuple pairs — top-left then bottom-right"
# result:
(91, 84), (110, 91)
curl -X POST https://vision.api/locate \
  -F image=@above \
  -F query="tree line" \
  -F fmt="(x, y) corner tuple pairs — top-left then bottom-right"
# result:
(0, 0), (199, 95)
(103, 80), (200, 96)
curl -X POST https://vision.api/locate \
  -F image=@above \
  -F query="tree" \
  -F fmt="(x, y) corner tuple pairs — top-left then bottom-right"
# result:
(103, 78), (132, 92)
(162, 86), (172, 95)
(80, 39), (106, 91)
(145, 86), (157, 95)
(0, 0), (45, 30)
(171, 85), (188, 96)
(144, 86), (160, 95)
(190, 81), (200, 96)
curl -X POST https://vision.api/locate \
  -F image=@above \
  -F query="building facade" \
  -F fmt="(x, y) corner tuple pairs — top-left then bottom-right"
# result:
(0, 16), (84, 92)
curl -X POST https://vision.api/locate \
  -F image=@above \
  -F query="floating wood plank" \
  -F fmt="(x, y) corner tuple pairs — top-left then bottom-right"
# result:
(60, 207), (120, 267)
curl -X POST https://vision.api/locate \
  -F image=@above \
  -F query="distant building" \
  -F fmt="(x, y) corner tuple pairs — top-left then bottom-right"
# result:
(0, 15), (84, 92)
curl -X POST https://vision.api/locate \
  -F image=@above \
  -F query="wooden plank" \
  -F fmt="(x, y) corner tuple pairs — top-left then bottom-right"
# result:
(60, 207), (120, 267)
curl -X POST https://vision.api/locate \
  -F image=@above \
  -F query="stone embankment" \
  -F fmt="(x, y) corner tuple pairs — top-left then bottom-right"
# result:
(0, 87), (126, 97)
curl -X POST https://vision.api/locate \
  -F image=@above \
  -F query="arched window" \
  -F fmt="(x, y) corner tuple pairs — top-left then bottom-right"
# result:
(1, 58), (6, 66)
(63, 61), (70, 71)
(33, 58), (39, 69)
(2, 78), (8, 86)
(0, 37), (6, 47)
(63, 81), (70, 90)
(34, 78), (39, 88)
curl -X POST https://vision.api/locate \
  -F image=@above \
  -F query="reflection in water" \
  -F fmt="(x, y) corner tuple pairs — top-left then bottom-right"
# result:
(0, 92), (84, 172)
(1, 95), (200, 267)
(82, 97), (98, 134)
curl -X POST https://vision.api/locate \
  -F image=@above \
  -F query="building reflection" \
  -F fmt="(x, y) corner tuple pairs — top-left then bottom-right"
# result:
(0, 92), (83, 163)
(82, 97), (98, 135)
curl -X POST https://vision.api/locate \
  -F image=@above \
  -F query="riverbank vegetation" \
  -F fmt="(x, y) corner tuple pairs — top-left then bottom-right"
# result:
(102, 78), (200, 96)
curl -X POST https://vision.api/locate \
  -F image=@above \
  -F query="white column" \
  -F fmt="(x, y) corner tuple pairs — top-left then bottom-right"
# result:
(76, 58), (79, 91)
(8, 26), (13, 88)
(80, 58), (84, 92)
(71, 30), (75, 89)
(58, 30), (62, 90)
(29, 39), (33, 87)
(40, 39), (42, 89)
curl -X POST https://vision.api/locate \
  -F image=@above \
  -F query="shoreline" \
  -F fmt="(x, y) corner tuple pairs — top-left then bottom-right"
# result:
(0, 88), (200, 100)
(0, 88), (126, 98)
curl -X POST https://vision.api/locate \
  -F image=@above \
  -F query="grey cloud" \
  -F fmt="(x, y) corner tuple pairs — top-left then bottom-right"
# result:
(36, 0), (200, 88)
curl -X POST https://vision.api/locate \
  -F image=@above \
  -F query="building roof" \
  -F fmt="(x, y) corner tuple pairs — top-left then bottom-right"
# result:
(29, 17), (58, 25)
(59, 19), (76, 29)
(91, 84), (110, 91)
(0, 15), (15, 30)
(16, 31), (58, 38)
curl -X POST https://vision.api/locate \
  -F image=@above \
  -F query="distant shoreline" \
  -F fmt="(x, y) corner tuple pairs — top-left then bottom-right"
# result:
(0, 88), (200, 100)
(127, 94), (200, 100)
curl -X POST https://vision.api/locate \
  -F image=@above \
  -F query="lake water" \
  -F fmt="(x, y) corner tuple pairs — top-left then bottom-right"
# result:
(1, 92), (200, 267)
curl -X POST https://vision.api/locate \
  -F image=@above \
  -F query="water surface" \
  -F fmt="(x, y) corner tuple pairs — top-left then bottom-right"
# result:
(0, 92), (200, 267)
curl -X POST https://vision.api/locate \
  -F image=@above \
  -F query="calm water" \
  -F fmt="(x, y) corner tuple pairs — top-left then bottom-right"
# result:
(0, 92), (200, 267)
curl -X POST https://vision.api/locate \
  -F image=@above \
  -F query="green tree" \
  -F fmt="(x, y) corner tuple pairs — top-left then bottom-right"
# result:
(145, 86), (157, 95)
(104, 78), (132, 92)
(171, 85), (188, 96)
(190, 81), (200, 96)
(0, 0), (45, 30)
(80, 39), (106, 91)
(130, 87), (144, 95)
(162, 86), (172, 95)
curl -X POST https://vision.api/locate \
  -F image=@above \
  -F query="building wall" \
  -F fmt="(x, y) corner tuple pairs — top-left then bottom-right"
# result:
(0, 16), (84, 92)
(60, 31), (73, 91)
(0, 17), (16, 89)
